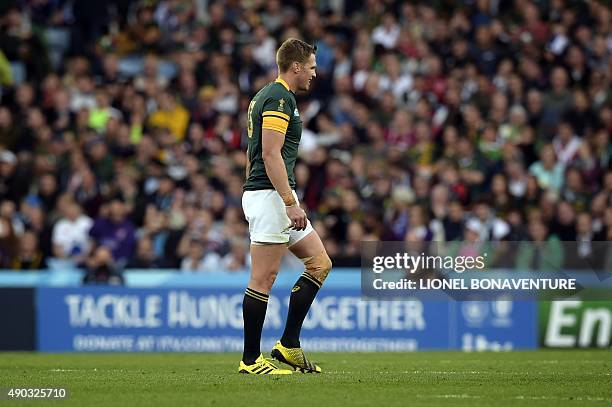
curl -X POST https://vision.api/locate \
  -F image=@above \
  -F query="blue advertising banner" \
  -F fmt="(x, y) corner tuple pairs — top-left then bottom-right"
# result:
(37, 287), (537, 352)
(453, 300), (538, 351)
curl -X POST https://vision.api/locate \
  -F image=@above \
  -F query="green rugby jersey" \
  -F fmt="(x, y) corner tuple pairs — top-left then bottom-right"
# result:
(243, 78), (302, 191)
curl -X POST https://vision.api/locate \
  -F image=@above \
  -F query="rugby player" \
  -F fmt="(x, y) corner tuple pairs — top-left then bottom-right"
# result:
(239, 38), (331, 375)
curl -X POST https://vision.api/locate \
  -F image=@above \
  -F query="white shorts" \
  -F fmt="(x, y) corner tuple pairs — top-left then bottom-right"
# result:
(242, 189), (314, 246)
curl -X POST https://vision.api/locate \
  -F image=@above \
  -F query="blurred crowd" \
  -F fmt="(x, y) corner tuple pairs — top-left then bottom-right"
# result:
(0, 0), (611, 276)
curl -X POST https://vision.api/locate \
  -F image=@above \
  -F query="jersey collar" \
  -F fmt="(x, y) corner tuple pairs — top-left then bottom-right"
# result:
(275, 77), (291, 92)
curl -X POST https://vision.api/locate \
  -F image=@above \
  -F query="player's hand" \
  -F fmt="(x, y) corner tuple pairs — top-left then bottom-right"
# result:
(286, 205), (307, 231)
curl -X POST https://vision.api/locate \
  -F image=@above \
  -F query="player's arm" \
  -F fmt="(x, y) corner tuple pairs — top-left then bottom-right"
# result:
(261, 128), (307, 231)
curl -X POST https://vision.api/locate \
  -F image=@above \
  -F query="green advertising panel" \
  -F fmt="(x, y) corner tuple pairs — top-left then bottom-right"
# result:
(540, 300), (612, 348)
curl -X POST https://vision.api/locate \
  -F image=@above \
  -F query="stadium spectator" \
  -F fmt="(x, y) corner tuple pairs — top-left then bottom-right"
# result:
(89, 197), (136, 265)
(0, 215), (18, 268)
(372, 12), (401, 51)
(470, 200), (510, 241)
(404, 205), (432, 242)
(0, 0), (609, 275)
(0, 199), (23, 235)
(529, 144), (565, 192)
(560, 167), (590, 212)
(51, 196), (92, 266)
(516, 219), (564, 272)
(446, 218), (493, 267)
(564, 212), (606, 270)
(180, 237), (221, 273)
(542, 66), (573, 134)
(0, 150), (28, 203)
(20, 198), (52, 260)
(551, 201), (578, 241)
(10, 230), (45, 270)
(126, 236), (168, 269)
(440, 200), (466, 242)
(221, 237), (251, 271)
(552, 122), (582, 166)
(148, 91), (190, 141)
(83, 246), (124, 285)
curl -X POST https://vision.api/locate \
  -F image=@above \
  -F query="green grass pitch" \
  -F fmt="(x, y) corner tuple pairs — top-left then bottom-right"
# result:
(1, 351), (611, 406)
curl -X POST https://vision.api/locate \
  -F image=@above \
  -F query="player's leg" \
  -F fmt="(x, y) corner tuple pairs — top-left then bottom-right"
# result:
(283, 230), (331, 346)
(239, 190), (293, 374)
(242, 242), (284, 365)
(271, 227), (331, 373)
(239, 242), (293, 374)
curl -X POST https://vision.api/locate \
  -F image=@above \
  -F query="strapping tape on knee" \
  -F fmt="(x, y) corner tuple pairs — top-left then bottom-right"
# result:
(300, 251), (332, 287)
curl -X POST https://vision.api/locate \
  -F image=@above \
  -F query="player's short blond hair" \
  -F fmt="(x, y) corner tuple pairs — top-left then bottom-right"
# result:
(276, 38), (316, 73)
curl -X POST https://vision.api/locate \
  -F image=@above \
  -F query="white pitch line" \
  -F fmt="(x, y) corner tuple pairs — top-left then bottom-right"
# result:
(433, 359), (606, 364)
(416, 394), (482, 399)
(327, 370), (612, 376)
(410, 370), (486, 374)
(411, 370), (612, 376)
(515, 396), (610, 402)
(417, 395), (610, 402)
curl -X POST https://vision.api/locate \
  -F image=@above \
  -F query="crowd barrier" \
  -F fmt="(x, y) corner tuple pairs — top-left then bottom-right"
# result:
(0, 269), (609, 351)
